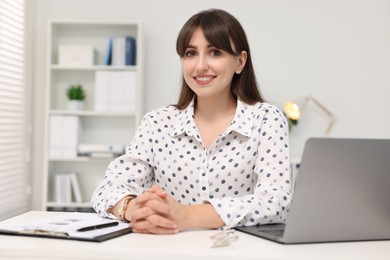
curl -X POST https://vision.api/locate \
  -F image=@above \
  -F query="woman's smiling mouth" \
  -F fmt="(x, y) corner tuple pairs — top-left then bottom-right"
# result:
(194, 76), (216, 84)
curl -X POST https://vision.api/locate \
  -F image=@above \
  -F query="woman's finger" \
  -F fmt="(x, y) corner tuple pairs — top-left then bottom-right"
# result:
(146, 226), (179, 234)
(132, 213), (177, 230)
(135, 195), (172, 215)
(130, 206), (155, 222)
(135, 191), (162, 205)
(146, 186), (168, 199)
(132, 227), (178, 235)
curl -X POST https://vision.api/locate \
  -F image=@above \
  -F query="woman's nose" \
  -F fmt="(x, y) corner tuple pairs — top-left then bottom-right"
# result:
(195, 55), (209, 72)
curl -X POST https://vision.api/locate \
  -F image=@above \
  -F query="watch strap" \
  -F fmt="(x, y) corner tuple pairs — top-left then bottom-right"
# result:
(118, 196), (133, 221)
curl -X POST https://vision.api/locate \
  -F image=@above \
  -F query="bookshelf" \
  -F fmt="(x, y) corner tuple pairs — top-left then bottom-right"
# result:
(42, 21), (144, 211)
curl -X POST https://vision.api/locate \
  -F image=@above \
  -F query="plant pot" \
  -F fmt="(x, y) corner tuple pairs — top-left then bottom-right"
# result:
(68, 100), (84, 111)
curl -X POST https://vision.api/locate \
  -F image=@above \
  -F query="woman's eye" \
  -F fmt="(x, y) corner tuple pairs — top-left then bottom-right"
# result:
(210, 49), (222, 56)
(185, 50), (197, 57)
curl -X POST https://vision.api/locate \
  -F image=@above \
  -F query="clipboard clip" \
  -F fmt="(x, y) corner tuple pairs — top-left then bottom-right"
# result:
(19, 229), (69, 238)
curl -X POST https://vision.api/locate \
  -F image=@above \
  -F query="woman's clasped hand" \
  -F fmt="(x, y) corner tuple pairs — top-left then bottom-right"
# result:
(129, 186), (181, 234)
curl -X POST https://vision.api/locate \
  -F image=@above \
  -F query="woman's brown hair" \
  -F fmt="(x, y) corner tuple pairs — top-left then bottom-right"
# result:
(175, 9), (265, 109)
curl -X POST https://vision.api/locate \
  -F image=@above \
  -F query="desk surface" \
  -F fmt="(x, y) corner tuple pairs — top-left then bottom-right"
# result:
(0, 211), (389, 260)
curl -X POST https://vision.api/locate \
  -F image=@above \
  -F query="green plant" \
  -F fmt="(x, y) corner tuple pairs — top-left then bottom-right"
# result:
(66, 84), (86, 101)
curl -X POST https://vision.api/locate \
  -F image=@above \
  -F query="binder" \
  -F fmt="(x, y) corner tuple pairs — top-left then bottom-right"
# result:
(0, 212), (131, 242)
(104, 37), (113, 65)
(94, 70), (110, 112)
(111, 37), (126, 66)
(49, 115), (79, 158)
(125, 36), (136, 65)
(94, 70), (136, 113)
(109, 71), (125, 112)
(49, 115), (63, 157)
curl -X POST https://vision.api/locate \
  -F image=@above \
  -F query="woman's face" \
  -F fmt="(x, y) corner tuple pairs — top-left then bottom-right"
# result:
(181, 28), (246, 100)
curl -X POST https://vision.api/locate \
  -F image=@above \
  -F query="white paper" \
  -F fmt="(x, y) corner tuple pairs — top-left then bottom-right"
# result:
(0, 212), (130, 240)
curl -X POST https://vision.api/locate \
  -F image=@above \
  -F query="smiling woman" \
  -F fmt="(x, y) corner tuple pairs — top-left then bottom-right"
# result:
(92, 9), (291, 235)
(175, 9), (262, 110)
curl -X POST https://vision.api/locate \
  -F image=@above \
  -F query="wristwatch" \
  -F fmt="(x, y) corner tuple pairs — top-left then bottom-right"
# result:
(118, 196), (133, 221)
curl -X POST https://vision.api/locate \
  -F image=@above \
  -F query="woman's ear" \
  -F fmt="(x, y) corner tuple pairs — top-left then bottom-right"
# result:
(235, 51), (247, 74)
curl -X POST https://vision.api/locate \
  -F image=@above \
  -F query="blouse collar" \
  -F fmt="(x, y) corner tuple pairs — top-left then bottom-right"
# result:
(170, 98), (254, 139)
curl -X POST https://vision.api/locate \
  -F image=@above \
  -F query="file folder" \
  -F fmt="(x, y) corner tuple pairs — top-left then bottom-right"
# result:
(0, 212), (131, 242)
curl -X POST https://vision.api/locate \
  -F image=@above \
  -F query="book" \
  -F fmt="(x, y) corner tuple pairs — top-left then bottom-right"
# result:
(55, 173), (65, 203)
(69, 172), (83, 203)
(55, 172), (83, 203)
(0, 212), (131, 242)
(125, 36), (136, 65)
(111, 37), (126, 66)
(55, 173), (72, 203)
(104, 37), (113, 65)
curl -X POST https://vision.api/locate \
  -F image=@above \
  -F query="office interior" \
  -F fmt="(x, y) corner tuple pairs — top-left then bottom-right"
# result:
(1, 0), (390, 221)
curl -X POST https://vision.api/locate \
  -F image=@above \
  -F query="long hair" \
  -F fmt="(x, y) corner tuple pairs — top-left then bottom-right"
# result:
(175, 9), (265, 109)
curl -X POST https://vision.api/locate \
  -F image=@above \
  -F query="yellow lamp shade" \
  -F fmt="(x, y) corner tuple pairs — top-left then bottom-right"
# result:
(284, 101), (301, 120)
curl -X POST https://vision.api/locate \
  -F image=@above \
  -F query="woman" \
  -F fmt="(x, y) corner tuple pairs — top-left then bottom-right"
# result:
(91, 9), (291, 234)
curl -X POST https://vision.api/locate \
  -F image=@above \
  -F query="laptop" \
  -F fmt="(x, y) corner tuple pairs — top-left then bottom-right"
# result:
(236, 137), (390, 244)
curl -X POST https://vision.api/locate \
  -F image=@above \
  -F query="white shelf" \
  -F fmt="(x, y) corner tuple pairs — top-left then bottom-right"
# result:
(51, 64), (138, 71)
(46, 202), (93, 208)
(49, 110), (136, 117)
(48, 156), (115, 162)
(43, 20), (143, 211)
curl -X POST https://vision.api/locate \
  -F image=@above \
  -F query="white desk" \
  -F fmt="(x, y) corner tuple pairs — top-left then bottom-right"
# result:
(0, 211), (388, 260)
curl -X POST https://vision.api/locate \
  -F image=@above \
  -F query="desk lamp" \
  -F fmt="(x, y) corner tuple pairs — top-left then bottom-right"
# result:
(283, 96), (335, 134)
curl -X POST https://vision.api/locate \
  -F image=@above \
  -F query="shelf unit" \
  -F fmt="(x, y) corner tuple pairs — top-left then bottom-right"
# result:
(42, 21), (143, 211)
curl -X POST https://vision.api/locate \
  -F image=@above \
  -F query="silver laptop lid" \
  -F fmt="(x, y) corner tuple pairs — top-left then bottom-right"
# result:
(284, 138), (390, 243)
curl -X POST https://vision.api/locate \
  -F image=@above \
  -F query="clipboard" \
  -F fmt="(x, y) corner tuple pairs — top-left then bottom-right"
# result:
(0, 212), (131, 242)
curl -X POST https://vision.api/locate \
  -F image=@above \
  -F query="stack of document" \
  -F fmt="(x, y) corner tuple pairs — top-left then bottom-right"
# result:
(78, 143), (125, 158)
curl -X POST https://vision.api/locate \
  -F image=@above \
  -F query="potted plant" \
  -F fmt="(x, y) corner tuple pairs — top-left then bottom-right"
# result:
(66, 84), (86, 111)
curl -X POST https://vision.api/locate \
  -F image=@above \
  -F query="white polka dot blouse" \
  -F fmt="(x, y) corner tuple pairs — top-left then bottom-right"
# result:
(91, 99), (292, 228)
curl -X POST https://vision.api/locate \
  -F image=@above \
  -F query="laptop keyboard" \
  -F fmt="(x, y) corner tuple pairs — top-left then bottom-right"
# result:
(249, 224), (285, 237)
(235, 224), (286, 239)
(261, 228), (284, 237)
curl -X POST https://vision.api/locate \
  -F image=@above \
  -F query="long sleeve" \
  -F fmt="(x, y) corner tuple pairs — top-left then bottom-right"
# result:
(208, 104), (291, 227)
(91, 115), (156, 218)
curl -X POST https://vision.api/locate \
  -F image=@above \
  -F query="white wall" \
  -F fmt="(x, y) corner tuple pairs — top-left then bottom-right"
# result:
(30, 0), (390, 209)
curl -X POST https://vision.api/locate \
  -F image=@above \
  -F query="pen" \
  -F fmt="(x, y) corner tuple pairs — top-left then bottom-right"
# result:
(77, 221), (119, 232)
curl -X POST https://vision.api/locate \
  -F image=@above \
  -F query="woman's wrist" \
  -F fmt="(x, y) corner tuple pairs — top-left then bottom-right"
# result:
(124, 197), (138, 222)
(118, 196), (133, 221)
(180, 204), (225, 230)
(108, 196), (136, 222)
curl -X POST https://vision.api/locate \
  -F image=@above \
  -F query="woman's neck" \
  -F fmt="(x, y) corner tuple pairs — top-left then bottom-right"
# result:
(194, 94), (237, 122)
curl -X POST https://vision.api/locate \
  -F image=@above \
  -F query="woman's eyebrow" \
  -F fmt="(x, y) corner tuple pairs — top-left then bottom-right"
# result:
(186, 43), (216, 49)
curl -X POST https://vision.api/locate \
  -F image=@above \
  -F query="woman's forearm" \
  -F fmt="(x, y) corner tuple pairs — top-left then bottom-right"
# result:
(181, 203), (225, 230)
